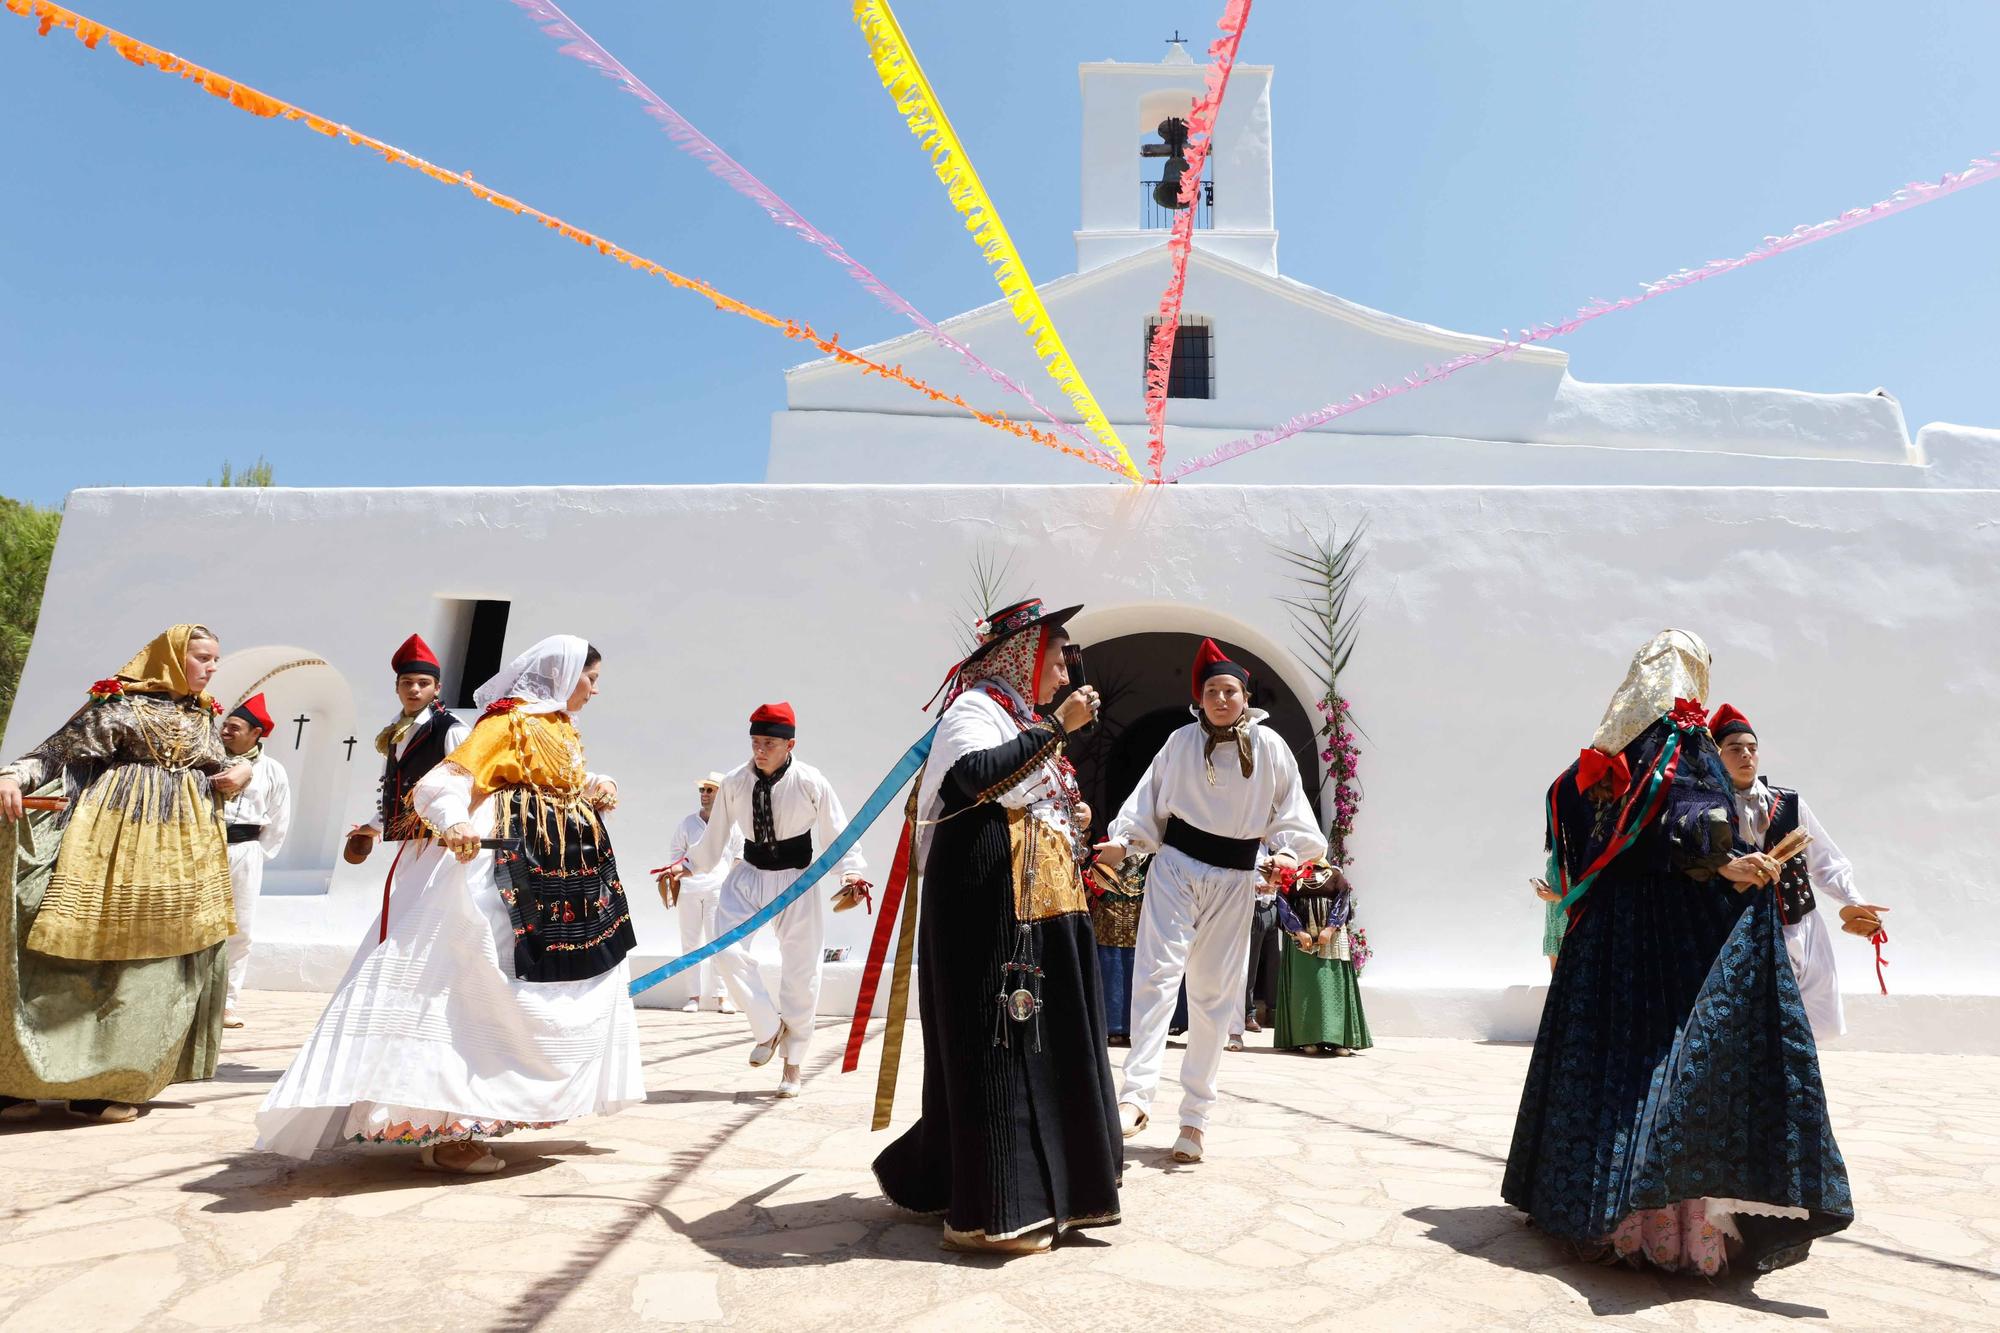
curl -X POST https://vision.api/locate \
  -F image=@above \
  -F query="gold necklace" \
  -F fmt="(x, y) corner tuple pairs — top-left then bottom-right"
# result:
(127, 695), (199, 771)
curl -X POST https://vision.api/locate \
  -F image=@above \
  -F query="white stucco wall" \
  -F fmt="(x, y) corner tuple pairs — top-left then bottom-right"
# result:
(8, 483), (1998, 1051)
(778, 247), (1927, 484)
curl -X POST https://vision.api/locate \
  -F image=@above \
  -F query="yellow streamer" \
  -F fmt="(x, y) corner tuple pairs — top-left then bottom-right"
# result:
(852, 0), (1143, 483)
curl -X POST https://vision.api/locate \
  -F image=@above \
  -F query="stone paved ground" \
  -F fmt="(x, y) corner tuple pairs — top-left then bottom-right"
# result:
(2, 992), (1997, 1332)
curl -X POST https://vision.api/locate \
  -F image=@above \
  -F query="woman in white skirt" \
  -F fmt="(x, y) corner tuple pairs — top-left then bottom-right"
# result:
(256, 636), (642, 1173)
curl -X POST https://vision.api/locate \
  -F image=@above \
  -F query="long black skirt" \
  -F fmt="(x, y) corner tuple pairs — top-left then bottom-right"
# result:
(1502, 862), (1853, 1272)
(873, 810), (1123, 1241)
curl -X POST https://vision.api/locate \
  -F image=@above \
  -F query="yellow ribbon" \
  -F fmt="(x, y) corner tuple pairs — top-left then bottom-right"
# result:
(852, 0), (1143, 483)
(870, 806), (924, 1131)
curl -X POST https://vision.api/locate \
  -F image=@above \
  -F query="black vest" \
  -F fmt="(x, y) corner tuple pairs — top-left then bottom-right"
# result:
(381, 706), (461, 841)
(1760, 783), (1815, 926)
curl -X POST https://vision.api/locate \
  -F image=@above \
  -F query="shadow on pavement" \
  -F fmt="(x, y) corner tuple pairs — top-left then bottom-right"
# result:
(1403, 1203), (1832, 1319)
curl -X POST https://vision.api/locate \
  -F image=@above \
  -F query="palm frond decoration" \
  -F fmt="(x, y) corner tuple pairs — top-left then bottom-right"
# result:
(954, 548), (1025, 654)
(1274, 521), (1368, 866)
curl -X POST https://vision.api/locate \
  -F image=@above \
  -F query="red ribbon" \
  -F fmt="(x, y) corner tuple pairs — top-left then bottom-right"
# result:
(841, 807), (916, 1073)
(1872, 926), (1890, 995)
(1574, 748), (1632, 798)
(377, 840), (407, 943)
(842, 880), (876, 915)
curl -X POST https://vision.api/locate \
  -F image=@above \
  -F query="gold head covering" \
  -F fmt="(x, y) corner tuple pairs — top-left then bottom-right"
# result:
(114, 624), (211, 698)
(1589, 629), (1712, 756)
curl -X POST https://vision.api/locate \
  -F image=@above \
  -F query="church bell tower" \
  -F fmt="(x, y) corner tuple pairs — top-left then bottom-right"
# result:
(1074, 39), (1277, 274)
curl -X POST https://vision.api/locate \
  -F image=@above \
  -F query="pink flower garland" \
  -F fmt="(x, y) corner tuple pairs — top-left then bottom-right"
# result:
(1171, 147), (2000, 480)
(1316, 692), (1360, 867)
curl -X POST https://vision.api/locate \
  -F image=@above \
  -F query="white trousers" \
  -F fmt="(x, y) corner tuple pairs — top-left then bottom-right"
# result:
(224, 842), (264, 1011)
(1784, 910), (1847, 1039)
(713, 863), (824, 1063)
(676, 884), (727, 1004)
(1118, 846), (1257, 1131)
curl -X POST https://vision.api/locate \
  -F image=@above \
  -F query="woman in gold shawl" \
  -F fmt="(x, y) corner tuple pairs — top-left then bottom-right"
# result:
(0, 624), (251, 1123)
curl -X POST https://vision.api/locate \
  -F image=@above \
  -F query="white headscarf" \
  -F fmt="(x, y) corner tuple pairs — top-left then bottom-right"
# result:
(473, 634), (590, 716)
(1590, 629), (1712, 756)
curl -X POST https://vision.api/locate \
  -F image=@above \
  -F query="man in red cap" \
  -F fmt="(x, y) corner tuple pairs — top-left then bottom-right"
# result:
(1711, 703), (1888, 1039)
(347, 634), (469, 934)
(218, 692), (292, 1028)
(1094, 639), (1326, 1163)
(665, 702), (865, 1097)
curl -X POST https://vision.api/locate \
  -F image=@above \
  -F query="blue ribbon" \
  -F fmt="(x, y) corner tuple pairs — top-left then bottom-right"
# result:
(627, 723), (938, 999)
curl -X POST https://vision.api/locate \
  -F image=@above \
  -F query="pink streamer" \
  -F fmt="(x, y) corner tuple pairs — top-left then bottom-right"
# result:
(507, 0), (1116, 471)
(1143, 0), (1251, 480)
(1171, 150), (2000, 480)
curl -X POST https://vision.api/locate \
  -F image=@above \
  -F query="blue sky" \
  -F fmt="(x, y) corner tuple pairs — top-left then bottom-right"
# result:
(4, 1), (1997, 503)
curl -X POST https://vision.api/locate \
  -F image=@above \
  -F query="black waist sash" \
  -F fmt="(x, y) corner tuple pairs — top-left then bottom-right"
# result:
(1162, 816), (1261, 872)
(743, 832), (813, 872)
(225, 823), (264, 845)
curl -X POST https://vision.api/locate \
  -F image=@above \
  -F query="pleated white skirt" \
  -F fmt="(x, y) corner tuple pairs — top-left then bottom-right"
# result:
(255, 824), (643, 1160)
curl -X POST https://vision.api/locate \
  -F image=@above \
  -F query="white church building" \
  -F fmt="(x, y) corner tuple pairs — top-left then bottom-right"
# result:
(10, 46), (1999, 1052)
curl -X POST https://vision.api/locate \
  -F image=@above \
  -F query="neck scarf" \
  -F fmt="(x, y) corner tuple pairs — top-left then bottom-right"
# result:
(115, 624), (206, 699)
(473, 634), (589, 716)
(233, 741), (264, 767)
(1197, 709), (1255, 784)
(751, 757), (792, 844)
(377, 703), (433, 757)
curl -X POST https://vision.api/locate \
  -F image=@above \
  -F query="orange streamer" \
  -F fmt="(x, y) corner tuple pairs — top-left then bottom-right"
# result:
(6, 0), (1120, 475)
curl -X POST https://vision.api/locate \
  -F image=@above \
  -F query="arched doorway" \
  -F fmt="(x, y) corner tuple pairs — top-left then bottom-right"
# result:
(1064, 624), (1322, 832)
(208, 645), (358, 895)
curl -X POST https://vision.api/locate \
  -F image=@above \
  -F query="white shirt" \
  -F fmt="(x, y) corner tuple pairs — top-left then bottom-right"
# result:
(917, 683), (1078, 866)
(688, 757), (864, 879)
(1731, 779), (1864, 911)
(222, 750), (292, 860)
(669, 809), (741, 894)
(1108, 708), (1327, 865)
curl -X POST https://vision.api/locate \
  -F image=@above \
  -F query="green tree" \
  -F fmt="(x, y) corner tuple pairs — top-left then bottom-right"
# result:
(0, 497), (63, 734)
(210, 456), (276, 487)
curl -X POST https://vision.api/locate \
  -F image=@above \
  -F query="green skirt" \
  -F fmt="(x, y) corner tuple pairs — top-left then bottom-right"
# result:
(2, 794), (225, 1104)
(1273, 941), (1372, 1051)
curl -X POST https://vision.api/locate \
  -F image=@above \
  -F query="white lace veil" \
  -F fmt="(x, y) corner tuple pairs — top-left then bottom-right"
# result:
(1590, 628), (1712, 756)
(472, 634), (590, 716)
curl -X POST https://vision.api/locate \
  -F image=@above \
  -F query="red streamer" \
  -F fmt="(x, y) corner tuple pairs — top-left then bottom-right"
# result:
(841, 809), (916, 1073)
(1141, 0), (1252, 479)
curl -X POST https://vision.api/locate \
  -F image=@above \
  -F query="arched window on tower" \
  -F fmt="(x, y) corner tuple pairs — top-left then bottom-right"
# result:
(1143, 315), (1214, 400)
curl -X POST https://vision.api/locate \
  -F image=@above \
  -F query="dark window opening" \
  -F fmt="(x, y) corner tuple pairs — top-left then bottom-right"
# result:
(1144, 317), (1214, 399)
(454, 600), (512, 709)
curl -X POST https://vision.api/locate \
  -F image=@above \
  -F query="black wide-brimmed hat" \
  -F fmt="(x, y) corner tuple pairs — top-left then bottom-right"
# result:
(925, 597), (1082, 709)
